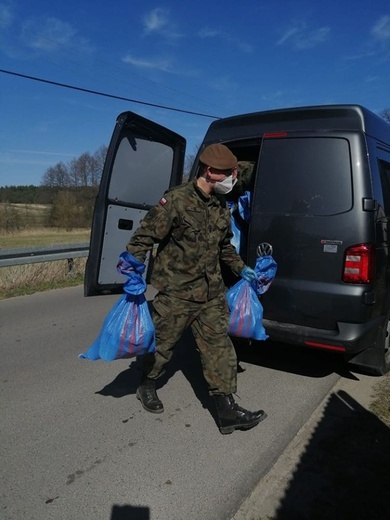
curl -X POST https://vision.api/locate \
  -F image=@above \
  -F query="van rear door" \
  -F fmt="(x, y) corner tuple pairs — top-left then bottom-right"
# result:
(248, 132), (373, 330)
(84, 111), (186, 296)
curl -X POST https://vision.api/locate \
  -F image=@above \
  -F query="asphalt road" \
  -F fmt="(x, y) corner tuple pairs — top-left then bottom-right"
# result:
(0, 286), (346, 520)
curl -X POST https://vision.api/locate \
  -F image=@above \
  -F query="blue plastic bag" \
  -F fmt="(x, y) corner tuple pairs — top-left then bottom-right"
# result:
(254, 255), (278, 295)
(238, 191), (251, 222)
(227, 279), (268, 340)
(227, 201), (243, 254)
(79, 252), (155, 361)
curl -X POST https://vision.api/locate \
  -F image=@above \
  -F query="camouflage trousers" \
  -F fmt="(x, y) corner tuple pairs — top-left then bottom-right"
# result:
(143, 292), (237, 396)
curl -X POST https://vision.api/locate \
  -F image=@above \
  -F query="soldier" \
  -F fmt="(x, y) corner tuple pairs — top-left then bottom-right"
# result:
(127, 143), (267, 434)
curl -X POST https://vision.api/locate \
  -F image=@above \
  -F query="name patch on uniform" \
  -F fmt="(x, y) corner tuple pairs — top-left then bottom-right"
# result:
(159, 197), (167, 205)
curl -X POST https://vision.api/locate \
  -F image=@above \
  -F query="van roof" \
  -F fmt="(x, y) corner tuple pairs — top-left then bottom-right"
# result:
(205, 104), (390, 144)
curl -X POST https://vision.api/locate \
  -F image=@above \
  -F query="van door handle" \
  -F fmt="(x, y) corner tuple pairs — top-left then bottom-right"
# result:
(118, 219), (133, 230)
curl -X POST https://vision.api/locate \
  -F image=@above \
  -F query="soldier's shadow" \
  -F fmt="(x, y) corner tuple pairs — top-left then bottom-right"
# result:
(95, 328), (215, 415)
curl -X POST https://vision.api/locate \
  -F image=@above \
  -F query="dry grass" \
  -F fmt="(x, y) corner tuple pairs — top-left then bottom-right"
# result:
(370, 373), (390, 427)
(0, 228), (90, 248)
(0, 258), (87, 299)
(0, 227), (90, 299)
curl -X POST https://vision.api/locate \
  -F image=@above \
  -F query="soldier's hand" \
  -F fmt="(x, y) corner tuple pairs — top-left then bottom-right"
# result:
(240, 266), (258, 283)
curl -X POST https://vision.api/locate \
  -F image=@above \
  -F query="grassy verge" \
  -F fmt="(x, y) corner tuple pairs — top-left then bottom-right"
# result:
(0, 228), (90, 299)
(0, 258), (87, 299)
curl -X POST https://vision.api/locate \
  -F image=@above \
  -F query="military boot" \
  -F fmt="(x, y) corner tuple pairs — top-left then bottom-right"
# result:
(214, 394), (266, 434)
(136, 379), (164, 414)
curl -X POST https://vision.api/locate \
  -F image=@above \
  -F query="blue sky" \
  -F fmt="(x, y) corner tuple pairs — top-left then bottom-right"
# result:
(0, 0), (389, 187)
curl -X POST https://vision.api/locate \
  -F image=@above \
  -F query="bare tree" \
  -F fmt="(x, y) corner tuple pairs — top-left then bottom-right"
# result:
(41, 145), (107, 188)
(381, 108), (390, 123)
(68, 153), (97, 187)
(93, 145), (108, 186)
(41, 162), (70, 188)
(50, 191), (81, 230)
(184, 145), (200, 181)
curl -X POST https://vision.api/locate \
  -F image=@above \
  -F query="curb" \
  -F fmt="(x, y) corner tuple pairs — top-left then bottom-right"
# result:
(232, 372), (384, 520)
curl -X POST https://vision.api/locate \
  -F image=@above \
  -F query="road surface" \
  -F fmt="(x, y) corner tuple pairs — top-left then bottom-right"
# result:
(1, 286), (345, 520)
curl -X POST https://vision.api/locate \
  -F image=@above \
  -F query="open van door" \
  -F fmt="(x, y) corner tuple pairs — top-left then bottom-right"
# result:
(84, 111), (186, 296)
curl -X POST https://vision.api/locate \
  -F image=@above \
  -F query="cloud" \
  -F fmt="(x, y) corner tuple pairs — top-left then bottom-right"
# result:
(143, 8), (183, 39)
(17, 16), (93, 55)
(198, 26), (253, 53)
(277, 21), (330, 50)
(0, 1), (12, 29)
(372, 15), (390, 41)
(261, 90), (284, 102)
(365, 75), (379, 83)
(122, 53), (173, 72)
(198, 27), (222, 39)
(4, 149), (75, 157)
(344, 50), (376, 60)
(0, 148), (77, 173)
(144, 7), (168, 33)
(21, 17), (75, 51)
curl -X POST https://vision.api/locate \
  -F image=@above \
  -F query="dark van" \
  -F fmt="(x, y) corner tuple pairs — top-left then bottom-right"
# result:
(85, 105), (390, 375)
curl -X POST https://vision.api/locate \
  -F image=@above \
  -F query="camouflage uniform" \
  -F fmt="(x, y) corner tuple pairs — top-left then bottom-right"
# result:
(127, 180), (246, 395)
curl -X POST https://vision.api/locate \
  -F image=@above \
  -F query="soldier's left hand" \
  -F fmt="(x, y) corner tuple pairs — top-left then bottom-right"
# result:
(240, 266), (258, 283)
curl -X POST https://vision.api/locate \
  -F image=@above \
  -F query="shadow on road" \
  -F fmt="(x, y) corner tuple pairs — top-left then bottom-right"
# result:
(271, 389), (390, 520)
(110, 504), (149, 520)
(95, 328), (215, 412)
(233, 338), (359, 380)
(95, 329), (358, 406)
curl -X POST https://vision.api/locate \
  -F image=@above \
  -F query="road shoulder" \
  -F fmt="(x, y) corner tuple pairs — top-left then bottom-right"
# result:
(232, 372), (390, 520)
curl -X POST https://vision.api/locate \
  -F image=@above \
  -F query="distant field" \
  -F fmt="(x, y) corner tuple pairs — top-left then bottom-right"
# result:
(0, 228), (91, 249)
(0, 203), (92, 249)
(0, 202), (51, 228)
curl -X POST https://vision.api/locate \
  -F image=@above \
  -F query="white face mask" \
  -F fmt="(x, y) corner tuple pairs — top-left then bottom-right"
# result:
(213, 176), (237, 195)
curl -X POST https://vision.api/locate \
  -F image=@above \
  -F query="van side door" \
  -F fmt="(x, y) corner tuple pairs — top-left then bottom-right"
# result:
(84, 111), (186, 296)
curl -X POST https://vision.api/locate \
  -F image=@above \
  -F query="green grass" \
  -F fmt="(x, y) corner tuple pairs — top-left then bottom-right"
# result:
(0, 228), (90, 248)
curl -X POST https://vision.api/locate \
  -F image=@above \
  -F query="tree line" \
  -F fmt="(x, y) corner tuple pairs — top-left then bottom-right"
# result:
(0, 146), (107, 231)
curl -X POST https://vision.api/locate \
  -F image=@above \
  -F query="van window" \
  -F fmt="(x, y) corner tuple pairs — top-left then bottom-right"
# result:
(378, 159), (390, 214)
(257, 137), (352, 215)
(108, 135), (174, 205)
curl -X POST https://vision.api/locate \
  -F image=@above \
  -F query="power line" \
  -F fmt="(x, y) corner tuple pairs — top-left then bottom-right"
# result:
(28, 33), (226, 114)
(0, 68), (221, 120)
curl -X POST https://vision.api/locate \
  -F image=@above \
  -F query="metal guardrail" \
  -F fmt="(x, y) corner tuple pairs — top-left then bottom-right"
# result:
(0, 242), (89, 268)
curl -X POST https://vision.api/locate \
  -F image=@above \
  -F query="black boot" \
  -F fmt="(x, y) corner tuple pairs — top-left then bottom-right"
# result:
(136, 379), (164, 414)
(214, 394), (266, 434)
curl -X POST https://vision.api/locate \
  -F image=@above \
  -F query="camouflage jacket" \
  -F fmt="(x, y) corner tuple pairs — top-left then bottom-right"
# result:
(126, 180), (246, 301)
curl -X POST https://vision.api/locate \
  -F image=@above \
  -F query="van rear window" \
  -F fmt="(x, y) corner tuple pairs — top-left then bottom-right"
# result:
(257, 137), (352, 215)
(109, 135), (174, 206)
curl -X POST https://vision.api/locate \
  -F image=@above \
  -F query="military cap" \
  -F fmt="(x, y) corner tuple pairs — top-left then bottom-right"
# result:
(199, 144), (237, 170)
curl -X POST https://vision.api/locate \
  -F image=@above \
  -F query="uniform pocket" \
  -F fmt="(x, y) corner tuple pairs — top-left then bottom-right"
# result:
(152, 293), (172, 318)
(173, 213), (202, 242)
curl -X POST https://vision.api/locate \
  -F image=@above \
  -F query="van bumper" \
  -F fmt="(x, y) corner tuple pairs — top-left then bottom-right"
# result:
(263, 316), (383, 354)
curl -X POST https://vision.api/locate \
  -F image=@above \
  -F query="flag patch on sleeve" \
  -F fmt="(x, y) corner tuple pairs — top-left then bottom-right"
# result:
(159, 197), (167, 205)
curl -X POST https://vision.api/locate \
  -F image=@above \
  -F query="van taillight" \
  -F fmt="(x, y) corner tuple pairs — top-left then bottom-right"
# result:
(342, 244), (375, 284)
